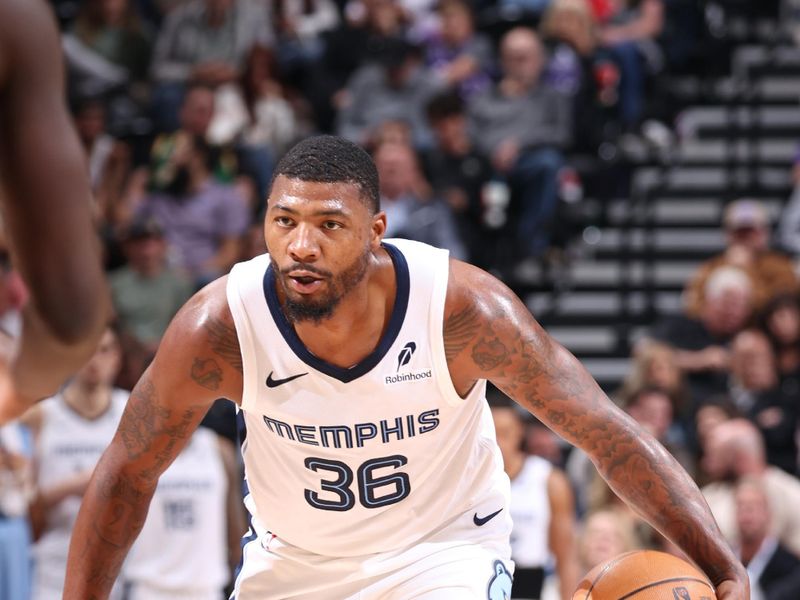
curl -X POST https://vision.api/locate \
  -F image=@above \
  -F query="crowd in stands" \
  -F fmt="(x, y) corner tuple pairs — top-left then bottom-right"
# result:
(2, 0), (800, 599)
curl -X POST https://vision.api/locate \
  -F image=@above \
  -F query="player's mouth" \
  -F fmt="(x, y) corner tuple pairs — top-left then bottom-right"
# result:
(287, 270), (325, 294)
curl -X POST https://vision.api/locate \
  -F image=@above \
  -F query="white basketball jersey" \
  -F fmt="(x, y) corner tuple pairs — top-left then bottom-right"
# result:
(226, 239), (510, 557)
(32, 389), (128, 596)
(123, 426), (228, 594)
(509, 456), (552, 568)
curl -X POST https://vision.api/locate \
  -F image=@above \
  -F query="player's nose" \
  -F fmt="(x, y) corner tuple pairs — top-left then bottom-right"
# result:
(287, 223), (320, 262)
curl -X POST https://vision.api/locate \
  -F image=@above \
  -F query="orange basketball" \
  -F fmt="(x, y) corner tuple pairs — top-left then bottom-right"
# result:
(572, 550), (717, 599)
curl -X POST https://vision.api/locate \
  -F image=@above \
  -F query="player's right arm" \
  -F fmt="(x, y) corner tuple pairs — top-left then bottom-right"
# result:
(0, 0), (111, 422)
(63, 278), (243, 600)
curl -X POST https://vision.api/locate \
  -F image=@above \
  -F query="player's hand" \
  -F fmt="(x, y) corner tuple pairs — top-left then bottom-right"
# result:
(0, 330), (37, 425)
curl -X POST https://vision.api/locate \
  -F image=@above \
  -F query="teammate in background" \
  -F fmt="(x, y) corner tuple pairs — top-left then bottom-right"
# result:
(491, 400), (579, 600)
(65, 136), (748, 599)
(24, 328), (126, 599)
(0, 0), (110, 424)
(120, 423), (246, 600)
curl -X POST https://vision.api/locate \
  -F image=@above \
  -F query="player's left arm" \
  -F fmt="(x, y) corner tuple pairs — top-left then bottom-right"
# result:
(443, 260), (748, 599)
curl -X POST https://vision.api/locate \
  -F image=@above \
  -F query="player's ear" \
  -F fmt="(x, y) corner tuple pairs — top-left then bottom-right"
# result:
(370, 211), (387, 248)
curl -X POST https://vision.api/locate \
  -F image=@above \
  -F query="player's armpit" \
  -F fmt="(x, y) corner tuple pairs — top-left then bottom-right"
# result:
(442, 260), (747, 593)
(63, 277), (243, 600)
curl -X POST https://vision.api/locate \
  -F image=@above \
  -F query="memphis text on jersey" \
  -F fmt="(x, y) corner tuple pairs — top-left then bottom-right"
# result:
(261, 409), (440, 449)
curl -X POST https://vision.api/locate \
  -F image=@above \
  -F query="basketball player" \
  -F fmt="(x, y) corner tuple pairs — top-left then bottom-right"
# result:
(491, 401), (578, 600)
(64, 136), (748, 599)
(0, 0), (110, 424)
(25, 328), (126, 599)
(120, 424), (245, 600)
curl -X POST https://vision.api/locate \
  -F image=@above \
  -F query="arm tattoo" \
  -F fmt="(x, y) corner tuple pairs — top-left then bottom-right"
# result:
(191, 357), (223, 391)
(443, 304), (481, 361)
(471, 337), (508, 370)
(118, 378), (168, 461)
(92, 472), (149, 547)
(491, 334), (735, 584)
(205, 315), (243, 373)
(117, 375), (206, 481)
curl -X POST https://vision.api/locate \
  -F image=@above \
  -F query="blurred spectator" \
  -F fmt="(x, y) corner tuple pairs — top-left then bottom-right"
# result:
(209, 46), (304, 204)
(62, 0), (152, 106)
(120, 425), (245, 598)
(146, 84), (241, 198)
(577, 509), (640, 576)
(26, 328), (126, 599)
(684, 199), (799, 318)
(595, 0), (664, 127)
(128, 134), (251, 287)
(0, 421), (33, 600)
(734, 477), (800, 600)
(525, 419), (567, 468)
(623, 386), (694, 477)
(615, 340), (690, 424)
(72, 96), (133, 228)
(307, 0), (408, 131)
(422, 90), (500, 268)
(336, 37), (444, 148)
(495, 0), (551, 18)
(150, 0), (273, 131)
(240, 220), (268, 262)
(109, 218), (193, 386)
(540, 0), (620, 152)
(692, 394), (738, 470)
(468, 27), (569, 259)
(728, 330), (798, 475)
(422, 0), (493, 99)
(700, 419), (800, 557)
(375, 140), (467, 259)
(758, 294), (800, 384)
(492, 402), (579, 600)
(0, 252), (33, 600)
(779, 154), (800, 257)
(648, 265), (754, 406)
(272, 0), (340, 74)
(398, 0), (440, 41)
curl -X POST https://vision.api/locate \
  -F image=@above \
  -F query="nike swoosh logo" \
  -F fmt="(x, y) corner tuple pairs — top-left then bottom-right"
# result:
(473, 508), (503, 526)
(266, 371), (309, 388)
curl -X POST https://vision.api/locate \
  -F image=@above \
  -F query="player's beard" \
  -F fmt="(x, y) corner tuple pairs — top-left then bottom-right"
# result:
(273, 247), (371, 324)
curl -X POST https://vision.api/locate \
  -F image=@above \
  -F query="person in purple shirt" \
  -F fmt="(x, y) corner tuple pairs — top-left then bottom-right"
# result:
(135, 134), (251, 288)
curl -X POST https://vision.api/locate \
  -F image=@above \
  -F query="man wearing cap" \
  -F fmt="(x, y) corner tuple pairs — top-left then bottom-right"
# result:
(684, 199), (798, 318)
(109, 219), (193, 386)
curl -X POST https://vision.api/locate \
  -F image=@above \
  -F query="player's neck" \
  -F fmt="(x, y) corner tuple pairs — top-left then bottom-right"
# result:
(293, 257), (395, 369)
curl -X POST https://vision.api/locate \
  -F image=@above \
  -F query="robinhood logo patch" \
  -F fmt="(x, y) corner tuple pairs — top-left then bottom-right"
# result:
(386, 342), (431, 384)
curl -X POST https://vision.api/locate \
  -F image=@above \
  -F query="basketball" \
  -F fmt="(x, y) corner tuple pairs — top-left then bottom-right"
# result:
(572, 550), (717, 599)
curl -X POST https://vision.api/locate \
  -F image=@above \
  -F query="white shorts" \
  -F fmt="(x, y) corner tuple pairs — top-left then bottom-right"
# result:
(232, 504), (514, 600)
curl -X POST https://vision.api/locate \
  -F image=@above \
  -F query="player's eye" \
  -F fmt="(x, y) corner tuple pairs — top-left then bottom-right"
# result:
(275, 216), (294, 227)
(322, 221), (343, 231)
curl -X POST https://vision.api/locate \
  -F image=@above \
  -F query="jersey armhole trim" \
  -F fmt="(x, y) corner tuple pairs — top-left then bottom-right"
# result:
(226, 267), (258, 412)
(429, 253), (471, 407)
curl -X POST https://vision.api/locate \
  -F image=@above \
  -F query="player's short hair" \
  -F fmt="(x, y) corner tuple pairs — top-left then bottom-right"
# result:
(271, 136), (380, 214)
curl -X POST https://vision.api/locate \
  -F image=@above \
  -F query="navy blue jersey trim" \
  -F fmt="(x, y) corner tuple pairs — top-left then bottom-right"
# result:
(231, 411), (255, 599)
(262, 242), (410, 383)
